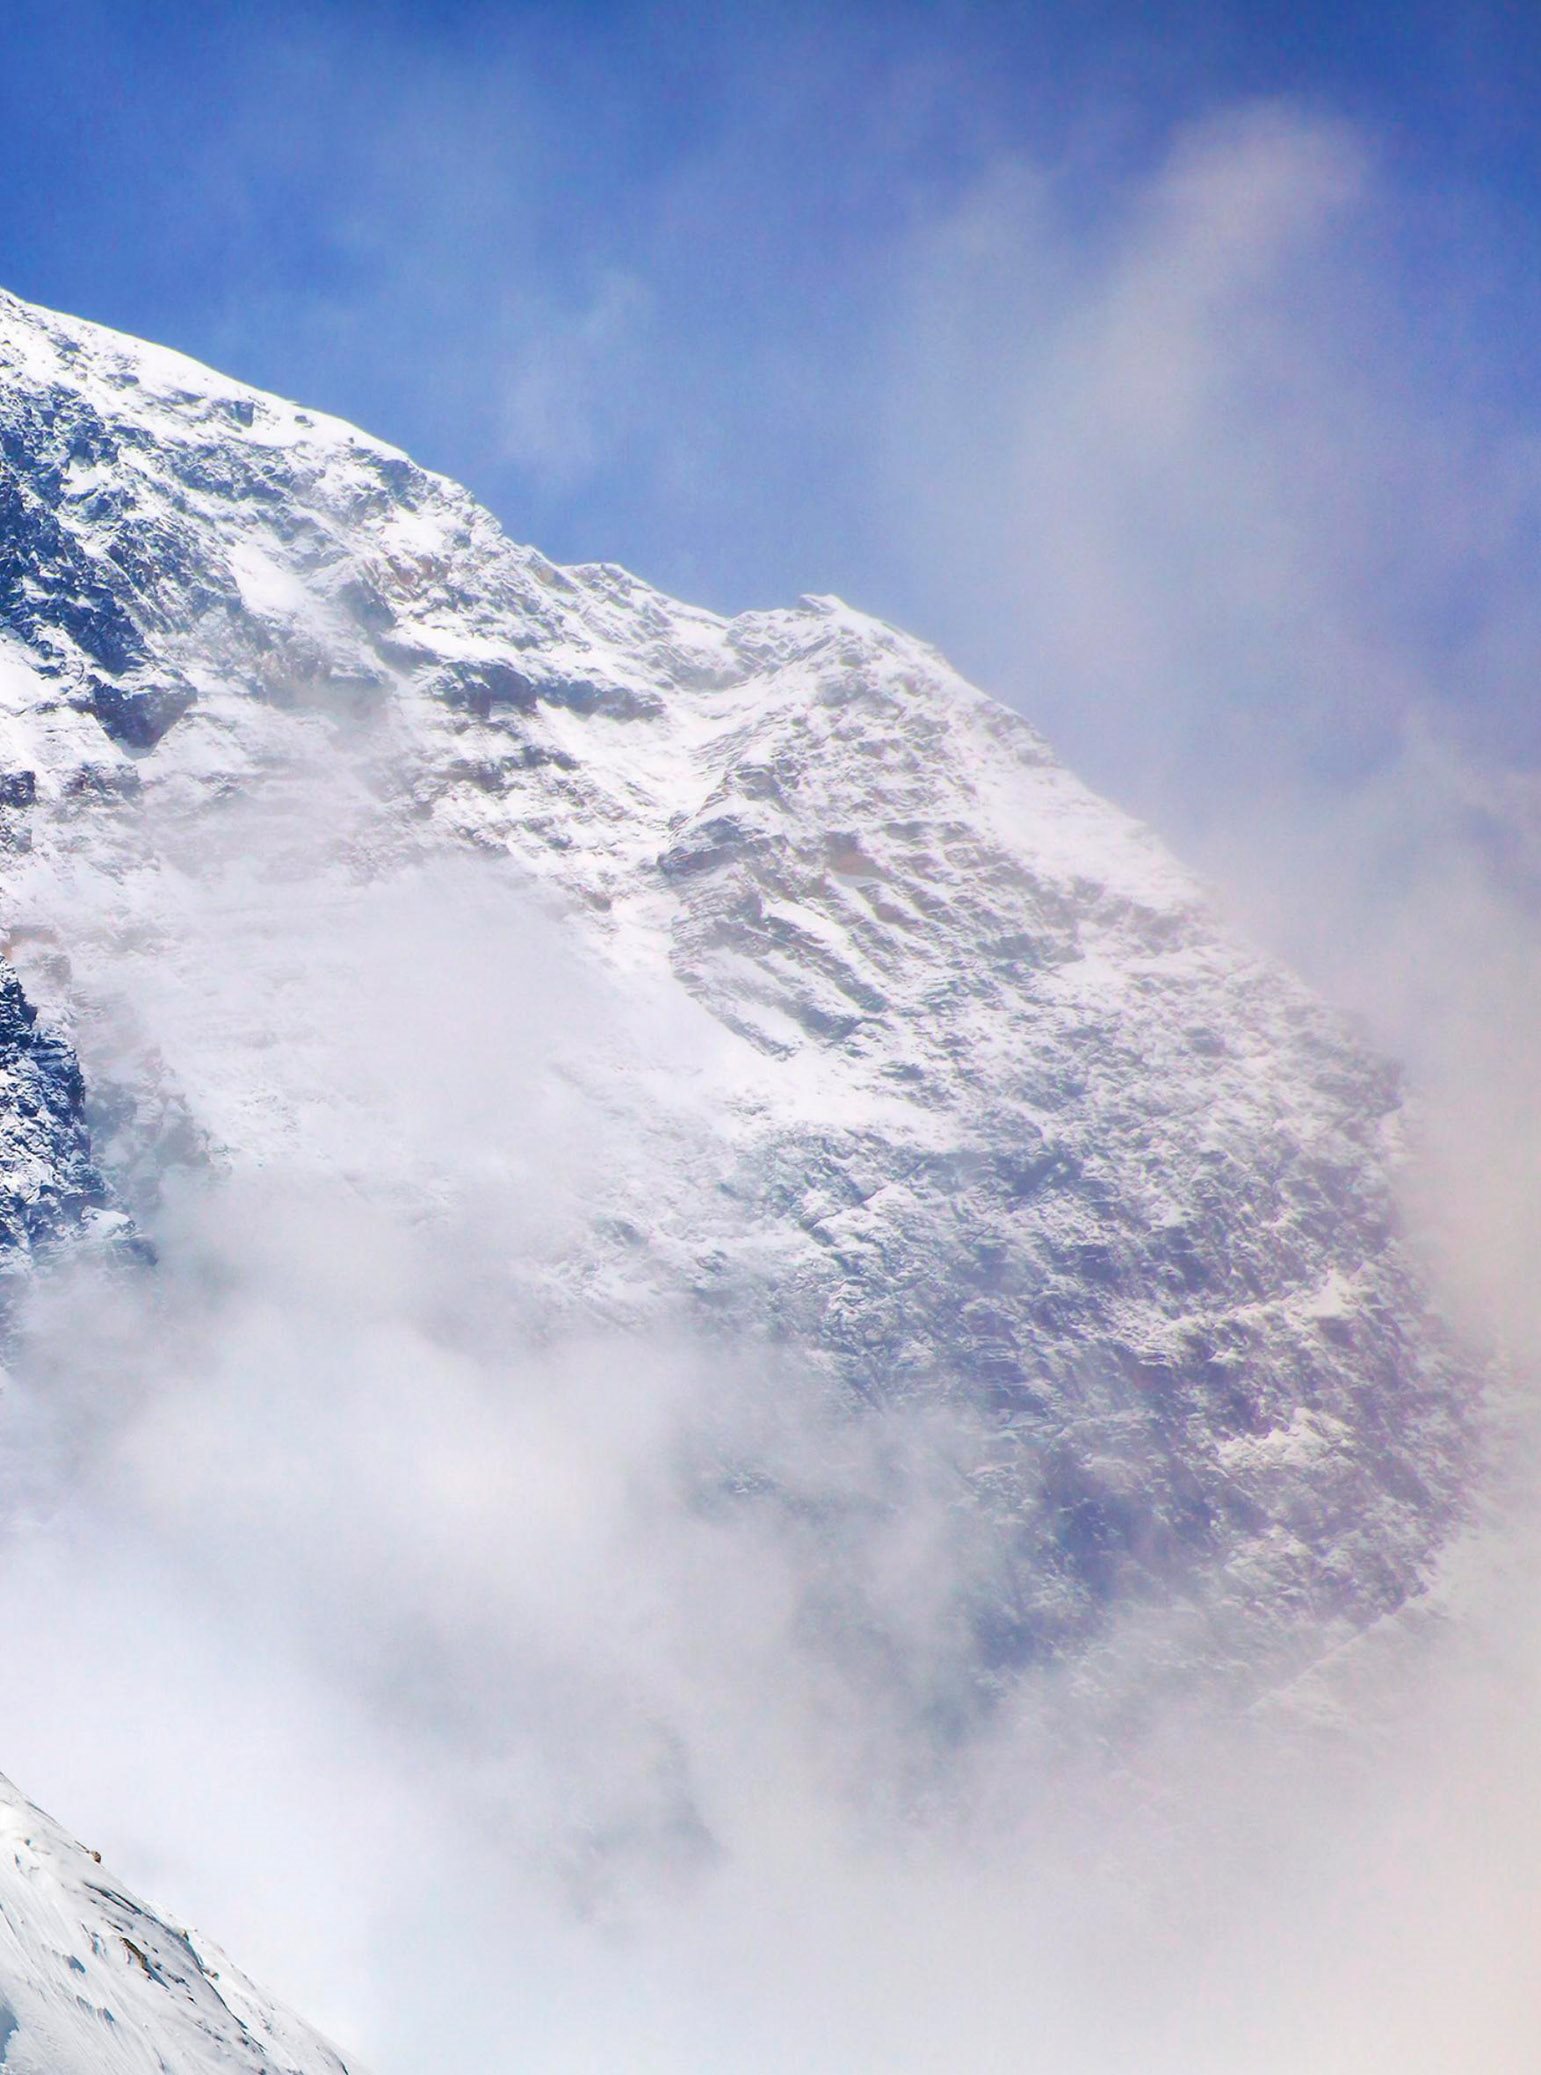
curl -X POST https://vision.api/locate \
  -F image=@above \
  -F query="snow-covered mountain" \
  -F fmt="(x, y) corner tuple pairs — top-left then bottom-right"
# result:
(0, 285), (1483, 2067)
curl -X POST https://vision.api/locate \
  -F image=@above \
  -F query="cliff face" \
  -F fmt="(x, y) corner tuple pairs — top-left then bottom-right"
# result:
(0, 283), (1486, 2066)
(0, 285), (1474, 1667)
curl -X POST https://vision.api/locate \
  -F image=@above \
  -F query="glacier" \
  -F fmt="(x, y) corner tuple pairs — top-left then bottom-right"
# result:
(0, 283), (1488, 2069)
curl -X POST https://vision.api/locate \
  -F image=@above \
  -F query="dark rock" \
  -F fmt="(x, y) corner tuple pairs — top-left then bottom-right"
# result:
(87, 678), (196, 751)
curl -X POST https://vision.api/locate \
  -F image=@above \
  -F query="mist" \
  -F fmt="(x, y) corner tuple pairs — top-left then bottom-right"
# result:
(0, 733), (1531, 2073)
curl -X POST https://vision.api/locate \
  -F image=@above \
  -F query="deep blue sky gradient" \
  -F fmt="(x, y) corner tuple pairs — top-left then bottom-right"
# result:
(1, 1), (1538, 822)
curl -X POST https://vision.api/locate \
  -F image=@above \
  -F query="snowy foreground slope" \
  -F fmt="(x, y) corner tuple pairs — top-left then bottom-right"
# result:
(0, 286), (1486, 2061)
(0, 1772), (351, 2073)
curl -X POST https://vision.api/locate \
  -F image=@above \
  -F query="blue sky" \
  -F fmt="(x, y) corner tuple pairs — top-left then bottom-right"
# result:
(1, 1), (1539, 847)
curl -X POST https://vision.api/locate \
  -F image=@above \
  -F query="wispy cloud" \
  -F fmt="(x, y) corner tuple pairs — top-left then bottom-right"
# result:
(877, 98), (1541, 807)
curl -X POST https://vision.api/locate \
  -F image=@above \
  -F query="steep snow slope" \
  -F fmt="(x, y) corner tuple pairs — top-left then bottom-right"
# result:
(0, 1772), (352, 2073)
(0, 283), (1476, 1680)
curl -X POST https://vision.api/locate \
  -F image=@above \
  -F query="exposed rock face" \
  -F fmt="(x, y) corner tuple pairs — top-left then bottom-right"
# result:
(0, 957), (111, 1279)
(0, 285), (1477, 1670)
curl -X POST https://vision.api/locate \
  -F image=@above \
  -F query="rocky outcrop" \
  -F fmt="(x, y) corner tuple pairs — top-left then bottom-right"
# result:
(0, 955), (111, 1282)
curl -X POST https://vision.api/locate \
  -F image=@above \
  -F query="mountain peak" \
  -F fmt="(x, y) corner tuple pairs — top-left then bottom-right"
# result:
(0, 286), (1485, 2069)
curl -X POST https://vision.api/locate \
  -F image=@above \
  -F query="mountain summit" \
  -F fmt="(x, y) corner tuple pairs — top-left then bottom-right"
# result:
(0, 286), (1481, 2068)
